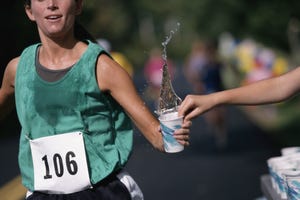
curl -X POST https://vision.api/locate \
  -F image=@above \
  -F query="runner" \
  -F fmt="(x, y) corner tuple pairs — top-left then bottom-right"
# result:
(0, 0), (191, 199)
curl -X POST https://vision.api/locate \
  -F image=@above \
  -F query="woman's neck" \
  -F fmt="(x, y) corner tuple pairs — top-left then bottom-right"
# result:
(38, 36), (87, 70)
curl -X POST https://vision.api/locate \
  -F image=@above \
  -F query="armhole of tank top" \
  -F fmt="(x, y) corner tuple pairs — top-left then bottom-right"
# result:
(94, 50), (113, 91)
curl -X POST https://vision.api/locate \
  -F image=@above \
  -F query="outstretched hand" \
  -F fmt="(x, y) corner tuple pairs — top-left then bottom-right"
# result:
(178, 94), (214, 121)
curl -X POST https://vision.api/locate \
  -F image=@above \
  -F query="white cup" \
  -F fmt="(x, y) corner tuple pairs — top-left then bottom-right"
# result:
(283, 170), (300, 200)
(281, 147), (300, 156)
(267, 154), (300, 197)
(159, 111), (184, 153)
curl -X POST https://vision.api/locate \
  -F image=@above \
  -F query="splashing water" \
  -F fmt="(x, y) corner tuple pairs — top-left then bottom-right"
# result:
(161, 23), (181, 64)
(157, 22), (182, 115)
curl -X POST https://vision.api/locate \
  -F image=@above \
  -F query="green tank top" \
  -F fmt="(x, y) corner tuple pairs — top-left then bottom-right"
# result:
(15, 41), (133, 191)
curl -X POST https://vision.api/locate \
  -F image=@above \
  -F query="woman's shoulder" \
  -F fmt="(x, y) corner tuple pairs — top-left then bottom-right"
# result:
(7, 57), (20, 72)
(3, 57), (20, 87)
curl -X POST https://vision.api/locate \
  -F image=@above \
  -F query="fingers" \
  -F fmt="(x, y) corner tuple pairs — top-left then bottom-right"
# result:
(178, 95), (195, 117)
(173, 134), (189, 142)
(174, 127), (190, 146)
(178, 95), (204, 121)
(181, 119), (192, 128)
(177, 140), (190, 146)
(184, 108), (202, 121)
(174, 134), (190, 146)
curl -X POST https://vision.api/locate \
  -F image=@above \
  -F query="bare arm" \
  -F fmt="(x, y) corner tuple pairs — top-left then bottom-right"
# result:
(0, 58), (18, 120)
(217, 66), (300, 105)
(179, 66), (300, 120)
(96, 54), (189, 151)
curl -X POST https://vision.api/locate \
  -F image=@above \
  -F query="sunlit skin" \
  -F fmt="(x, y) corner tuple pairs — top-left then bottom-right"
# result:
(25, 0), (84, 69)
(0, 0), (191, 151)
(178, 66), (300, 121)
(26, 0), (81, 40)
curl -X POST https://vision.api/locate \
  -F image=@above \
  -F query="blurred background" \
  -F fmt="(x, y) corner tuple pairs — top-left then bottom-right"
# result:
(1, 0), (300, 199)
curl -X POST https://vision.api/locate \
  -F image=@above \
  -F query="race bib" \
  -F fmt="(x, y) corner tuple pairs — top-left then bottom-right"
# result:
(29, 132), (91, 194)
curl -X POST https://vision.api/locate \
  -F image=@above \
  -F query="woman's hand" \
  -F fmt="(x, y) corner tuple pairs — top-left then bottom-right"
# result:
(173, 119), (192, 146)
(178, 94), (215, 121)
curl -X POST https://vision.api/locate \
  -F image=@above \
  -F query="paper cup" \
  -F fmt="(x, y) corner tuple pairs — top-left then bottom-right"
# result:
(283, 170), (300, 199)
(281, 147), (300, 156)
(159, 112), (184, 153)
(267, 154), (300, 196)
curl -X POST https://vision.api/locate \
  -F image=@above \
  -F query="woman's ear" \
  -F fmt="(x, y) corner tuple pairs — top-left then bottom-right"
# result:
(25, 5), (36, 21)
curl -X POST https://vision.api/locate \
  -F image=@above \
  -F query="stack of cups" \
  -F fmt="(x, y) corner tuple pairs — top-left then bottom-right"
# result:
(283, 170), (300, 200)
(267, 156), (295, 199)
(281, 147), (300, 156)
(158, 110), (184, 153)
(267, 147), (300, 199)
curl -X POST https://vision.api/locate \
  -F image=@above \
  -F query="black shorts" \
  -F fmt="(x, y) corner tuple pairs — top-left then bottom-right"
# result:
(26, 172), (131, 200)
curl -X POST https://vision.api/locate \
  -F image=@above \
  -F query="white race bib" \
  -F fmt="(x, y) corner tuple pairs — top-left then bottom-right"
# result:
(29, 132), (91, 194)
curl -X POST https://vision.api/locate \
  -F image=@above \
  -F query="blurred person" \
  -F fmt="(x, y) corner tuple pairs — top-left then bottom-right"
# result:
(199, 41), (224, 94)
(97, 38), (134, 77)
(184, 40), (207, 93)
(184, 40), (227, 148)
(242, 47), (274, 85)
(202, 41), (227, 148)
(143, 47), (175, 104)
(0, 0), (191, 199)
(243, 65), (273, 85)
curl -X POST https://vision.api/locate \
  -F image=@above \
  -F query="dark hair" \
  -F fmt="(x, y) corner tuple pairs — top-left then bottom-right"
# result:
(74, 21), (97, 43)
(24, 0), (30, 6)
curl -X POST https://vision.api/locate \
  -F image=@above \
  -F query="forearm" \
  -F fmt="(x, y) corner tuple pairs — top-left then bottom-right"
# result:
(114, 92), (163, 150)
(125, 100), (164, 151)
(215, 79), (281, 106)
(0, 92), (15, 120)
(214, 71), (299, 106)
(0, 58), (17, 119)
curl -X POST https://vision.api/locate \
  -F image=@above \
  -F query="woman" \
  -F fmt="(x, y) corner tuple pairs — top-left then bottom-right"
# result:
(0, 0), (191, 199)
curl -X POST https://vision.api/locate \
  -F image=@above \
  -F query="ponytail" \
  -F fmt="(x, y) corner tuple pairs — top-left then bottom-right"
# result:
(74, 21), (97, 43)
(24, 0), (31, 7)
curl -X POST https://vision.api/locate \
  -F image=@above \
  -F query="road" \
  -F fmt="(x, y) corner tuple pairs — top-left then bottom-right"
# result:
(0, 67), (280, 200)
